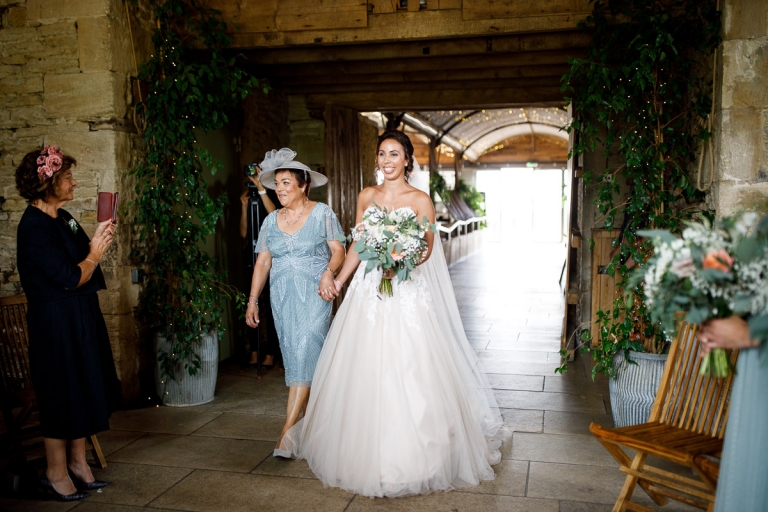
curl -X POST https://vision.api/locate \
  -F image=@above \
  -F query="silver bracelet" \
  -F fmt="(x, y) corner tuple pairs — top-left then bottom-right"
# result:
(247, 300), (258, 306)
(324, 267), (336, 275)
(85, 258), (98, 266)
(257, 189), (267, 195)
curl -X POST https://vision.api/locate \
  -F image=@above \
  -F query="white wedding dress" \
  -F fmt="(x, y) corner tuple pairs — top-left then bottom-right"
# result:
(278, 224), (510, 498)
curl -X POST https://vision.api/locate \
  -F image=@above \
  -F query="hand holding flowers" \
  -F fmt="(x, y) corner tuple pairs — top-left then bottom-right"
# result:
(338, 203), (436, 297)
(635, 212), (768, 376)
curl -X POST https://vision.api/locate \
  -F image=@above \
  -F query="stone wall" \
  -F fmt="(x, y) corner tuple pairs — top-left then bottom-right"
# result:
(0, 0), (153, 402)
(713, 0), (768, 215)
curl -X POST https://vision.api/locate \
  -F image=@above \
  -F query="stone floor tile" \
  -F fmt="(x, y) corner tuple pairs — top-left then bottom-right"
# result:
(517, 333), (563, 343)
(215, 371), (289, 395)
(150, 470), (352, 511)
(526, 462), (623, 503)
(493, 390), (606, 414)
(526, 462), (698, 510)
(477, 350), (550, 363)
(500, 408), (544, 433)
(480, 362), (579, 377)
(543, 374), (609, 395)
(458, 460), (528, 496)
(502, 433), (615, 466)
(72, 504), (180, 512)
(462, 322), (493, 332)
(251, 455), (317, 479)
(83, 462), (192, 507)
(486, 340), (561, 352)
(487, 374), (543, 391)
(206, 392), (287, 416)
(0, 498), (77, 512)
(87, 430), (146, 458)
(543, 411), (614, 435)
(346, 493), (559, 512)
(191, 412), (284, 441)
(109, 408), (221, 435)
(108, 433), (273, 473)
(558, 501), (612, 512)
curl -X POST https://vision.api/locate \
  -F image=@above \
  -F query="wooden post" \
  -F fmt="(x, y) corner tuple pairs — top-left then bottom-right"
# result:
(453, 151), (463, 183)
(324, 105), (362, 234)
(428, 137), (438, 179)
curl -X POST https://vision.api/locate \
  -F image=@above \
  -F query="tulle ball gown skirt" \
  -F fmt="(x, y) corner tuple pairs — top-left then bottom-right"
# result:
(280, 249), (509, 498)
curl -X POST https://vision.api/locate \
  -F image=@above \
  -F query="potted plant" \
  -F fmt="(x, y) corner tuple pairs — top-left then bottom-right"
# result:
(557, 0), (720, 426)
(129, 0), (262, 405)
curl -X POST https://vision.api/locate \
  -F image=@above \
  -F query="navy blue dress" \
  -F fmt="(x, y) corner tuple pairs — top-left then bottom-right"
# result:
(17, 206), (120, 439)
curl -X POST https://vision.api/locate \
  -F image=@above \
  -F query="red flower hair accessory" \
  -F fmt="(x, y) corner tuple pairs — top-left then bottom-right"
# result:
(37, 145), (64, 179)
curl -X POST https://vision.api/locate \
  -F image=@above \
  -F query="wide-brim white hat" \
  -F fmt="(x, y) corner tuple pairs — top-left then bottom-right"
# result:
(257, 148), (328, 190)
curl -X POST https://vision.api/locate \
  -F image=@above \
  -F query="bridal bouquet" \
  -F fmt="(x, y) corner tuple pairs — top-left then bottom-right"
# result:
(341, 204), (436, 297)
(635, 212), (768, 376)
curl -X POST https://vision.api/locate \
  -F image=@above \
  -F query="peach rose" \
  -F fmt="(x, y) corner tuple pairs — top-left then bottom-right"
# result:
(702, 249), (734, 273)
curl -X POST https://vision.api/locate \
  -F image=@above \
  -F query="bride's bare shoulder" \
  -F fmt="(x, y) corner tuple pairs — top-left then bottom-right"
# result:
(410, 188), (434, 210)
(358, 187), (377, 201)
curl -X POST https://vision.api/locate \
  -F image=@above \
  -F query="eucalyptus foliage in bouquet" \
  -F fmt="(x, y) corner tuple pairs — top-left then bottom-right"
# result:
(339, 204), (436, 297)
(634, 213), (768, 376)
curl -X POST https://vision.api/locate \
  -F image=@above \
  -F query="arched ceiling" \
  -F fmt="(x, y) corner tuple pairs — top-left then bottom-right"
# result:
(417, 107), (569, 158)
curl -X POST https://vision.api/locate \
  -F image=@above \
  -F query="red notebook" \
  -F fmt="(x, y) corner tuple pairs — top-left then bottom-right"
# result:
(97, 192), (119, 222)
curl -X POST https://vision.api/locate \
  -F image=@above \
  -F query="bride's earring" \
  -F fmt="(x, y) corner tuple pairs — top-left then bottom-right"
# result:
(374, 166), (383, 185)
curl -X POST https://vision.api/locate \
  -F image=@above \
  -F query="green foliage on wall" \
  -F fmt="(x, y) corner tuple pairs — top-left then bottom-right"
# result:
(129, 0), (264, 379)
(560, 0), (720, 377)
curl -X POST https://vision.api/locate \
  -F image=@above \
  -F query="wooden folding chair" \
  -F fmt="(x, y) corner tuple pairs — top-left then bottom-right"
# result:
(590, 323), (739, 511)
(0, 294), (106, 468)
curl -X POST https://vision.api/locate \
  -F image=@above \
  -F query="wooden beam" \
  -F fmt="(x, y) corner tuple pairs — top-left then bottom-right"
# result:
(202, 0), (278, 33)
(246, 31), (590, 65)
(268, 63), (570, 86)
(229, 9), (590, 48)
(253, 50), (581, 78)
(282, 76), (562, 95)
(276, 0), (367, 32)
(305, 87), (566, 111)
(463, 0), (591, 20)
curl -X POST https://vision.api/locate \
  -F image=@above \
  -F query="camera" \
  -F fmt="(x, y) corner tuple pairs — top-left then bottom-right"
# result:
(244, 163), (260, 177)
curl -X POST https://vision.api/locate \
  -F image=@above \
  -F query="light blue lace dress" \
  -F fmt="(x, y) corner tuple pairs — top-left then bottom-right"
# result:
(256, 203), (342, 386)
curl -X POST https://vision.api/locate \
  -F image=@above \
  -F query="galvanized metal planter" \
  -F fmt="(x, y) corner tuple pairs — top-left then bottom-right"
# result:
(154, 331), (218, 407)
(609, 350), (668, 428)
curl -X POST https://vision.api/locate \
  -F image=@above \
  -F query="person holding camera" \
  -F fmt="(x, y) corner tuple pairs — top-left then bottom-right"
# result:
(240, 162), (279, 369)
(15, 146), (120, 501)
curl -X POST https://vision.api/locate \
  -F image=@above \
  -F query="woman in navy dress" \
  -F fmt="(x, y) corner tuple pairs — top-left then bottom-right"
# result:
(15, 147), (120, 501)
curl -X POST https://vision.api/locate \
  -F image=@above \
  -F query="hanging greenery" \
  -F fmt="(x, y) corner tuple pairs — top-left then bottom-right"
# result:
(559, 0), (720, 377)
(130, 0), (264, 379)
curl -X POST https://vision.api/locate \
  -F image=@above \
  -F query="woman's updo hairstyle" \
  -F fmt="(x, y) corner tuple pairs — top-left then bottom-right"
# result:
(15, 148), (77, 203)
(377, 130), (414, 182)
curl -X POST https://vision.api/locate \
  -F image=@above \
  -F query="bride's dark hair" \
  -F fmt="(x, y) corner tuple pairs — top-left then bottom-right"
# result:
(377, 130), (414, 182)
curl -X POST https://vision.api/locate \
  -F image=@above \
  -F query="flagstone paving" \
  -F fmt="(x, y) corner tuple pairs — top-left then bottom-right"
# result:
(1, 242), (697, 511)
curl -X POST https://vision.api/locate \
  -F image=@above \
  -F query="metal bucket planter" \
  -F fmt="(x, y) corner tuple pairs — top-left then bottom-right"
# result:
(154, 331), (218, 407)
(609, 350), (668, 428)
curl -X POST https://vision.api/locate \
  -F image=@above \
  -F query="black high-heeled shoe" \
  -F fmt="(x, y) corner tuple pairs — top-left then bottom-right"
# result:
(68, 468), (109, 490)
(40, 477), (90, 501)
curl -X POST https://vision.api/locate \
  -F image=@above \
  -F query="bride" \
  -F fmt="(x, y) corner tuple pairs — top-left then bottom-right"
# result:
(276, 130), (509, 498)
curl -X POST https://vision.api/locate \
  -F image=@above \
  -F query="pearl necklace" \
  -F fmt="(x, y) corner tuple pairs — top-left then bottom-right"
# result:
(282, 199), (308, 226)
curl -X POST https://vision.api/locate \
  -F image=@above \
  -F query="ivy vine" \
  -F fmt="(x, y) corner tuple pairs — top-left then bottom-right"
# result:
(130, 0), (264, 380)
(560, 0), (720, 377)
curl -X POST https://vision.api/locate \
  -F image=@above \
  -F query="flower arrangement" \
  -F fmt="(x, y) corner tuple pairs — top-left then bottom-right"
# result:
(340, 203), (436, 297)
(634, 213), (768, 376)
(36, 145), (64, 179)
(67, 218), (78, 234)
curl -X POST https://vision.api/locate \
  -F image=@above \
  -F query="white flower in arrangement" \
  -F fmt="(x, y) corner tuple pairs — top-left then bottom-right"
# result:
(68, 218), (78, 234)
(636, 211), (768, 377)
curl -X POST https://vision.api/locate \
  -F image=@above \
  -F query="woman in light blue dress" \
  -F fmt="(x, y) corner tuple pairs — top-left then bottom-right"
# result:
(699, 315), (767, 511)
(245, 149), (344, 455)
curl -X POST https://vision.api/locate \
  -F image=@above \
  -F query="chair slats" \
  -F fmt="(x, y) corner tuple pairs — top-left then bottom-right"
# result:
(591, 322), (739, 511)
